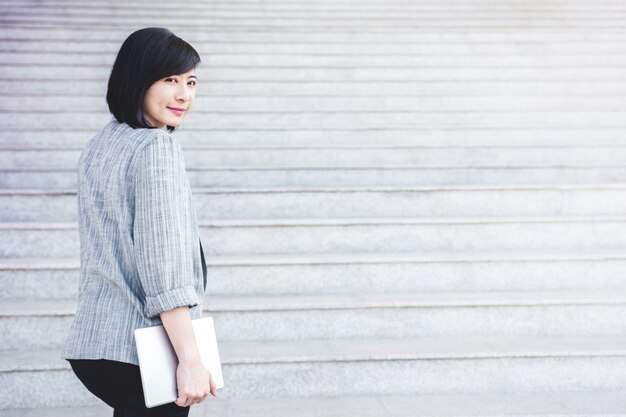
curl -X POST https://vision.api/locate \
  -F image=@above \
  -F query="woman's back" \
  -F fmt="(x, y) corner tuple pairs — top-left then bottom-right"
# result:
(66, 118), (206, 366)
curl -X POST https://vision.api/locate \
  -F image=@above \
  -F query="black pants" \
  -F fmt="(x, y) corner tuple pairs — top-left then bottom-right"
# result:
(68, 359), (190, 417)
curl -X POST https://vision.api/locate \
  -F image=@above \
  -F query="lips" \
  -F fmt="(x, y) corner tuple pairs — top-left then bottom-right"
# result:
(167, 107), (186, 116)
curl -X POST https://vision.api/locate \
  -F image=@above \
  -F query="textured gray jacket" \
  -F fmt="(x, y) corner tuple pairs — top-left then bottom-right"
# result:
(64, 118), (207, 365)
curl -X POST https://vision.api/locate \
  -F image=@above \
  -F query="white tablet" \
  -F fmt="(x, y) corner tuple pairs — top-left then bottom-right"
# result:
(134, 316), (224, 408)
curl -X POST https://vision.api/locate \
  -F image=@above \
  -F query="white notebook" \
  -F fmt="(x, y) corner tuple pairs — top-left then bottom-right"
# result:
(134, 317), (225, 408)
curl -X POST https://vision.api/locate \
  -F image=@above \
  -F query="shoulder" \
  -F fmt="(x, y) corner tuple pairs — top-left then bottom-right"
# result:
(103, 118), (180, 153)
(135, 128), (180, 155)
(131, 129), (185, 176)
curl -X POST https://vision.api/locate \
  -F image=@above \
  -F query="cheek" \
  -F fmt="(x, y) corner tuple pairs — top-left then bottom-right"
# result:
(145, 87), (168, 112)
(143, 89), (157, 112)
(143, 98), (155, 117)
(188, 92), (196, 110)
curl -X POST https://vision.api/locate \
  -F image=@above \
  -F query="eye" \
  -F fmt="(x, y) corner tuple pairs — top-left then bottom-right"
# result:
(188, 80), (197, 86)
(165, 77), (177, 83)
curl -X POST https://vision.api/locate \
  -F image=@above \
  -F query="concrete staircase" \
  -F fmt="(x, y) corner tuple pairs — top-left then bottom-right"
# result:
(2, 0), (626, 415)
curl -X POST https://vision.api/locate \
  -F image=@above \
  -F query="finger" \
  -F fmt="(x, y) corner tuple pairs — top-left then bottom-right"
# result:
(209, 375), (217, 396)
(178, 391), (195, 408)
(183, 395), (195, 408)
(192, 393), (205, 405)
(175, 395), (188, 407)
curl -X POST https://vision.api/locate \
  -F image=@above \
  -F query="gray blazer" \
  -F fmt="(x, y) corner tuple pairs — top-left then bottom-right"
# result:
(64, 118), (207, 365)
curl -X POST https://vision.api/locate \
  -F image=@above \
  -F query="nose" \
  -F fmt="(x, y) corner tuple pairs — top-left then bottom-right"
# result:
(176, 83), (192, 102)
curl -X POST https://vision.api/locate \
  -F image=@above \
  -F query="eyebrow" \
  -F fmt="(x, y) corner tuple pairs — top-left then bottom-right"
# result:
(188, 75), (198, 80)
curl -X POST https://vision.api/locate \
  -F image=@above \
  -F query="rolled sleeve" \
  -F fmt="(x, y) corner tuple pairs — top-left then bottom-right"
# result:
(133, 132), (200, 319)
(144, 285), (200, 318)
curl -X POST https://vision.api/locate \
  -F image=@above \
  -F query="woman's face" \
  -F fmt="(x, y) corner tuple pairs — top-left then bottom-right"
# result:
(143, 69), (197, 129)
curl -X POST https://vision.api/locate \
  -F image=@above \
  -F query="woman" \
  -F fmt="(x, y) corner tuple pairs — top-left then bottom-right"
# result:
(63, 27), (216, 417)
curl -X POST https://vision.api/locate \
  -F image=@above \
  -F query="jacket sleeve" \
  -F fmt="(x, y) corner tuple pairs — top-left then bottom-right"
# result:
(133, 132), (201, 319)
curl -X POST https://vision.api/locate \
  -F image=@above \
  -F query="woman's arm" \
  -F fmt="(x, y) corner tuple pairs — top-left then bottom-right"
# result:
(160, 306), (217, 407)
(133, 133), (202, 319)
(134, 134), (214, 406)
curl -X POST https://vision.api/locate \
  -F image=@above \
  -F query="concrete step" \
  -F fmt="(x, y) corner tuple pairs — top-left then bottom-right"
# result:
(3, 145), (626, 170)
(3, 25), (626, 42)
(2, 292), (626, 349)
(8, 145), (626, 170)
(9, 51), (626, 68)
(2, 17), (625, 33)
(127, 291), (626, 341)
(6, 80), (626, 97)
(7, 5), (626, 19)
(5, 2), (626, 12)
(5, 95), (626, 112)
(5, 65), (626, 82)
(5, 111), (626, 130)
(4, 38), (626, 54)
(2, 126), (626, 147)
(4, 185), (626, 222)
(3, 250), (626, 299)
(3, 13), (626, 29)
(3, 165), (626, 189)
(1, 335), (626, 407)
(3, 216), (626, 257)
(2, 390), (626, 417)
(9, 4), (624, 13)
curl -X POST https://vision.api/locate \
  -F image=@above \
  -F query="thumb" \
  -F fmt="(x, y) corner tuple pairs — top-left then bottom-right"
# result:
(209, 375), (217, 396)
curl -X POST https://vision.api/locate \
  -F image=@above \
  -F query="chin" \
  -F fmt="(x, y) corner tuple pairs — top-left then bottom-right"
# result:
(163, 119), (182, 127)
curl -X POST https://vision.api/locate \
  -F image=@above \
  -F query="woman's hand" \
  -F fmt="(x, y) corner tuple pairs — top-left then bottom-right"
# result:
(175, 358), (217, 407)
(159, 306), (218, 407)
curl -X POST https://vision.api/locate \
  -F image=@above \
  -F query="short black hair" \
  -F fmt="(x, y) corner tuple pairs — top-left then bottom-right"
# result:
(106, 27), (201, 132)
